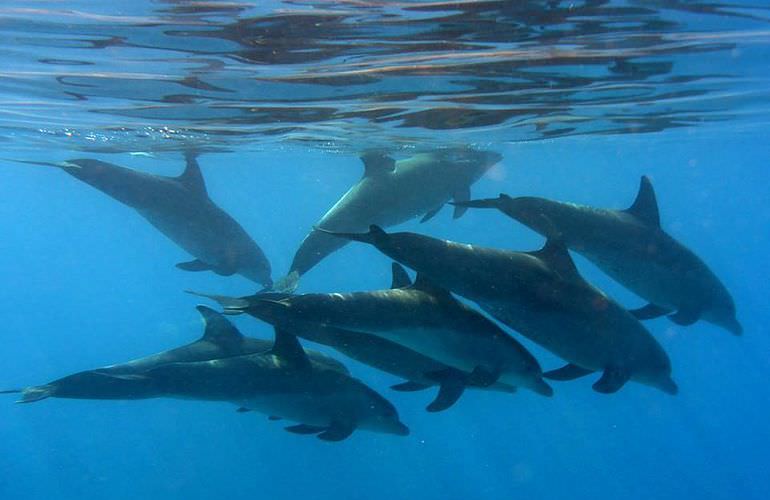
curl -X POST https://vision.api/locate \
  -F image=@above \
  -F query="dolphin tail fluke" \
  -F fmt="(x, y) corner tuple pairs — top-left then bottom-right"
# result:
(313, 225), (386, 245)
(13, 385), (54, 403)
(272, 271), (300, 293)
(185, 290), (249, 314)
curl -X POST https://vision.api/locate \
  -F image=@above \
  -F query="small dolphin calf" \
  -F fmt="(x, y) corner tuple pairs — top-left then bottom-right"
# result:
(1, 305), (346, 403)
(213, 263), (552, 402)
(10, 152), (272, 286)
(282, 148), (501, 285)
(455, 176), (742, 335)
(193, 264), (520, 413)
(324, 226), (677, 395)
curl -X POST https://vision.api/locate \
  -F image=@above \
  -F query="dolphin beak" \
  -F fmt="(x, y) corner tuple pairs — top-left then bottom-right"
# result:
(393, 421), (410, 436)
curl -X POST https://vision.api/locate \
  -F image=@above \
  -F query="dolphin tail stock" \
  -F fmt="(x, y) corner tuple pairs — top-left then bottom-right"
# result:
(313, 225), (387, 245)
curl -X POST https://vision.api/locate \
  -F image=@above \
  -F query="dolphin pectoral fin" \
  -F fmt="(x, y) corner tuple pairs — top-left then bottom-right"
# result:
(236, 407), (252, 413)
(391, 381), (430, 392)
(390, 263), (413, 289)
(668, 308), (700, 327)
(317, 422), (355, 442)
(213, 268), (237, 277)
(592, 367), (630, 394)
(544, 363), (594, 381)
(273, 271), (300, 293)
(452, 185), (471, 219)
(629, 303), (671, 320)
(285, 424), (326, 435)
(420, 205), (444, 223)
(426, 374), (467, 413)
(176, 259), (213, 272)
(268, 415), (282, 421)
(468, 366), (500, 387)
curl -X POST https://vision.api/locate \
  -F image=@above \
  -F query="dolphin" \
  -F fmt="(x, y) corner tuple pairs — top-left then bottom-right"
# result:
(3, 329), (406, 441)
(133, 330), (409, 441)
(205, 263), (553, 402)
(1, 305), (347, 403)
(453, 176), (742, 335)
(8, 152), (272, 286)
(322, 225), (677, 395)
(192, 264), (521, 413)
(280, 147), (501, 287)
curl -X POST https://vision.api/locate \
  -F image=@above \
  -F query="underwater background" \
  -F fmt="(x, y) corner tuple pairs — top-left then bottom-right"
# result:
(1, 1), (768, 499)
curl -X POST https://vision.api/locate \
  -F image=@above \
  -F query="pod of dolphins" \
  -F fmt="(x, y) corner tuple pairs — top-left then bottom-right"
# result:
(3, 149), (742, 442)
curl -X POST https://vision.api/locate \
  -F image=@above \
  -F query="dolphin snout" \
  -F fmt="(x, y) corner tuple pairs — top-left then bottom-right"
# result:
(392, 421), (410, 436)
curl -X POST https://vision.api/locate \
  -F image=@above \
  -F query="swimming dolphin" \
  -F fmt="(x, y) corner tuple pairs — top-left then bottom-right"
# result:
(191, 264), (521, 413)
(132, 330), (410, 441)
(453, 176), (742, 335)
(3, 329), (404, 441)
(280, 148), (501, 287)
(1, 306), (346, 403)
(8, 152), (272, 286)
(207, 263), (553, 401)
(323, 225), (677, 395)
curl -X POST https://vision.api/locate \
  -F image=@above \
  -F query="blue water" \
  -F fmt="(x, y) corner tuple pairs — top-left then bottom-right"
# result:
(1, 1), (769, 499)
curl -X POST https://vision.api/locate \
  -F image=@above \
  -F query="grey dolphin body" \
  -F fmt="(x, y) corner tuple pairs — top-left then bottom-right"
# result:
(285, 148), (501, 281)
(454, 176), (742, 335)
(3, 330), (404, 441)
(325, 226), (677, 395)
(194, 265), (522, 413)
(15, 153), (271, 286)
(136, 331), (409, 441)
(210, 264), (552, 402)
(2, 306), (346, 403)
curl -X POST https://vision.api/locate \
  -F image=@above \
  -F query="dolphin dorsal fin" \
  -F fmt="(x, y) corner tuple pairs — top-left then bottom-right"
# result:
(530, 239), (583, 283)
(360, 152), (396, 177)
(625, 176), (660, 227)
(196, 305), (244, 345)
(177, 150), (209, 198)
(391, 263), (412, 289)
(271, 328), (311, 370)
(412, 273), (455, 301)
